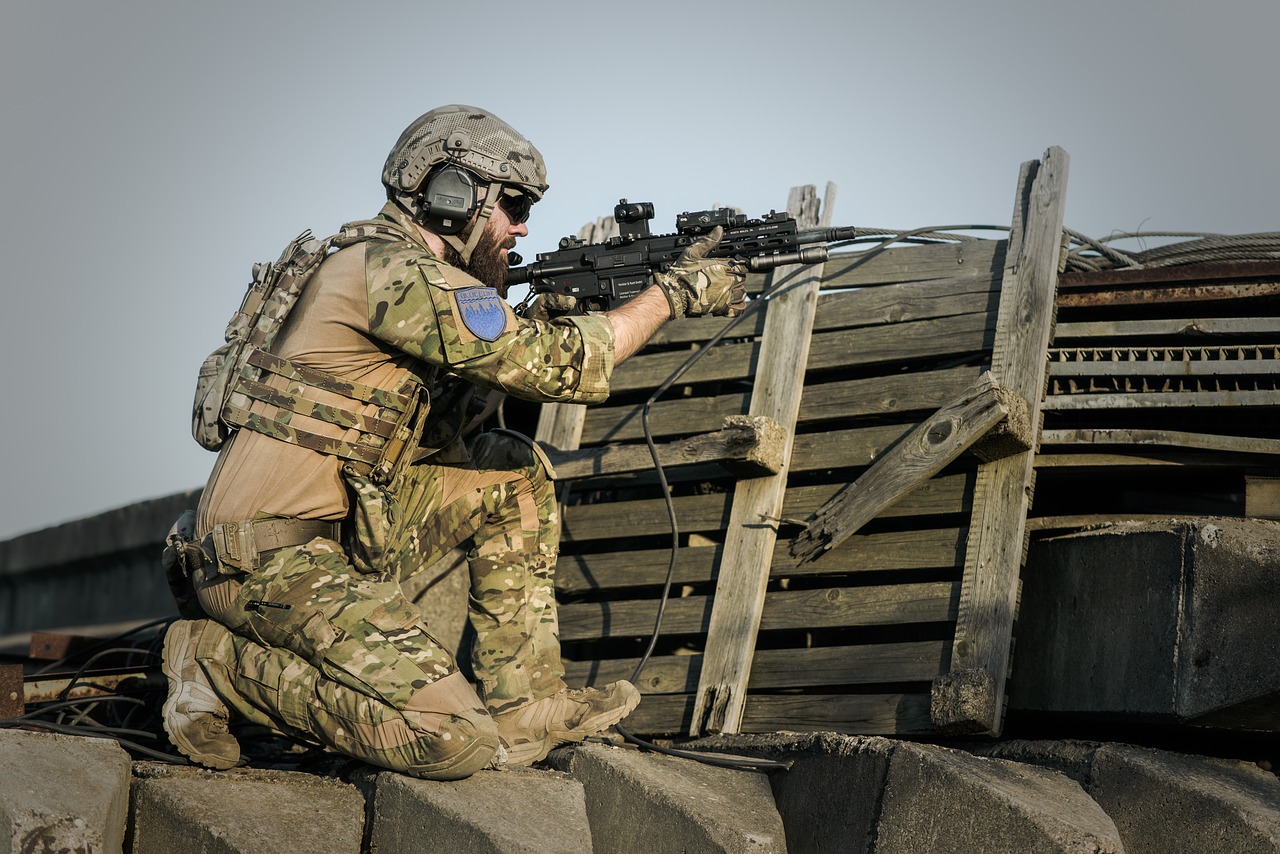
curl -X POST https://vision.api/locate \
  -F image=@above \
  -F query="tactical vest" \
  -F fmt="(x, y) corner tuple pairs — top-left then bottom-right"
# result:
(193, 220), (431, 485)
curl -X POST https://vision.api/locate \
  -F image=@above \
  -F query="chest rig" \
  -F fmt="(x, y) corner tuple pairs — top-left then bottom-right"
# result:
(193, 220), (432, 485)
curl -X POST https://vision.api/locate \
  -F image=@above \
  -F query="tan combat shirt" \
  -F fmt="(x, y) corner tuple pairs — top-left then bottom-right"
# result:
(197, 204), (615, 534)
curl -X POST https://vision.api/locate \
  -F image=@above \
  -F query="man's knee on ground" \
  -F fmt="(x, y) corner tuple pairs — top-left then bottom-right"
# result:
(374, 670), (500, 780)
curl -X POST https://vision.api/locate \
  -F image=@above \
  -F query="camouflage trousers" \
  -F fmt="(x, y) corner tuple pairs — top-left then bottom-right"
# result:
(193, 430), (566, 777)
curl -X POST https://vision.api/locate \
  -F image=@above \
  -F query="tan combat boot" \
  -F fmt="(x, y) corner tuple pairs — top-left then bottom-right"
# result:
(161, 619), (241, 770)
(492, 681), (640, 766)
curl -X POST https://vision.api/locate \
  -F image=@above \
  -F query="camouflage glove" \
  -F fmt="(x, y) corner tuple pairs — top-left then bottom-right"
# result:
(653, 226), (748, 319)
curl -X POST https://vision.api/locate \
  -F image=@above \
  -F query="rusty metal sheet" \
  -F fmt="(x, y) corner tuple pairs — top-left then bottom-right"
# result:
(22, 668), (164, 705)
(1058, 281), (1280, 308)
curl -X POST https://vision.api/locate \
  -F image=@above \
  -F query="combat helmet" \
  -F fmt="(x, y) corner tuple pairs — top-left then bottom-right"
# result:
(383, 105), (547, 263)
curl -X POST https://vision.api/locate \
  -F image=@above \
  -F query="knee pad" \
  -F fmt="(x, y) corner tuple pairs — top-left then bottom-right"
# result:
(403, 708), (500, 780)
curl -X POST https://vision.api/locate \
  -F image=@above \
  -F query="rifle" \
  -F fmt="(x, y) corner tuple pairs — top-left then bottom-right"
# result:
(507, 199), (860, 313)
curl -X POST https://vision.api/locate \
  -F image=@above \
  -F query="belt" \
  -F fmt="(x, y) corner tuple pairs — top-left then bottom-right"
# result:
(205, 518), (342, 572)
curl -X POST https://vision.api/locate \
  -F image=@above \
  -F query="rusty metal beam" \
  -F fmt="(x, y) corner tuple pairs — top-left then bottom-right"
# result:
(23, 668), (164, 705)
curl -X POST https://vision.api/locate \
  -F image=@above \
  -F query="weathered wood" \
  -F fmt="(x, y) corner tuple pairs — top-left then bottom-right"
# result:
(545, 416), (785, 481)
(1057, 281), (1280, 308)
(559, 581), (959, 641)
(623, 691), (934, 737)
(1054, 317), (1280, 341)
(932, 147), (1069, 736)
(792, 372), (1029, 563)
(610, 311), (993, 393)
(1040, 427), (1280, 456)
(581, 365), (986, 444)
(691, 184), (832, 736)
(534, 401), (586, 452)
(565, 641), (948, 694)
(1246, 476), (1280, 520)
(821, 240), (1005, 290)
(560, 450), (974, 546)
(556, 526), (967, 594)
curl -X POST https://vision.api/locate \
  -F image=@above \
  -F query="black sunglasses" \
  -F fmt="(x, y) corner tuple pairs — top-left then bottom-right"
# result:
(498, 191), (533, 225)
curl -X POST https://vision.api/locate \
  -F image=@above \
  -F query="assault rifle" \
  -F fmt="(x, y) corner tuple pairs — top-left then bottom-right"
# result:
(507, 199), (860, 313)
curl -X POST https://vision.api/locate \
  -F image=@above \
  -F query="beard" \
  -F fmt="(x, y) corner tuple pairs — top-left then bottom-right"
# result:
(442, 222), (516, 295)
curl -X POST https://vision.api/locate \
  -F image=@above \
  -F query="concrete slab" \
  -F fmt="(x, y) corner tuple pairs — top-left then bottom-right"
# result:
(128, 763), (364, 854)
(691, 733), (1122, 854)
(878, 740), (1123, 853)
(0, 729), (131, 854)
(1013, 517), (1280, 728)
(979, 740), (1280, 853)
(688, 732), (894, 853)
(355, 766), (591, 853)
(547, 742), (787, 853)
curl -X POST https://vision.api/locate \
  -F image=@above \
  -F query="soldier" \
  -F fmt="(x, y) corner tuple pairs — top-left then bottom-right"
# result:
(162, 105), (747, 779)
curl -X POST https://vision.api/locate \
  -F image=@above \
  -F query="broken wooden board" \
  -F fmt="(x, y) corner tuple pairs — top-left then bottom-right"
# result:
(544, 416), (784, 481)
(690, 183), (834, 736)
(931, 147), (1070, 736)
(791, 371), (1030, 563)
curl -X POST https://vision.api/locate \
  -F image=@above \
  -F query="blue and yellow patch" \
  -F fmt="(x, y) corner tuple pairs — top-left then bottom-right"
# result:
(455, 287), (508, 342)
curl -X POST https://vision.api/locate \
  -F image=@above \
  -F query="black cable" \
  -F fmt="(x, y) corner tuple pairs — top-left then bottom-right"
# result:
(33, 616), (175, 675)
(54, 647), (160, 701)
(613, 225), (1014, 771)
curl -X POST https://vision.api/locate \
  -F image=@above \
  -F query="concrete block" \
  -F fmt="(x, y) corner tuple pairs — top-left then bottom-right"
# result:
(356, 766), (590, 853)
(1013, 517), (1280, 728)
(548, 742), (787, 853)
(687, 732), (895, 854)
(128, 763), (364, 854)
(975, 740), (1280, 853)
(876, 741), (1123, 853)
(0, 729), (131, 854)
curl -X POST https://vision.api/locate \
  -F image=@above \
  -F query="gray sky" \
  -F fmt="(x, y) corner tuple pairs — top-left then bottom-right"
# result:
(1, 0), (1276, 540)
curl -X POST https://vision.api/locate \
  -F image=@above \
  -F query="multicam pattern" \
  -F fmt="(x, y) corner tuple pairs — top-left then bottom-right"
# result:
(200, 428), (568, 772)
(192, 210), (622, 776)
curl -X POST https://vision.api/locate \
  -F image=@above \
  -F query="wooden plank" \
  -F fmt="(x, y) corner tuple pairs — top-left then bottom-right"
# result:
(559, 581), (958, 641)
(580, 365), (985, 444)
(932, 147), (1069, 736)
(610, 311), (993, 393)
(535, 401), (586, 452)
(821, 240), (1005, 290)
(697, 182), (825, 735)
(1054, 317), (1280, 341)
(545, 416), (784, 481)
(565, 641), (948, 693)
(556, 526), (967, 594)
(560, 467), (974, 545)
(647, 273), (1000, 346)
(1246, 477), (1280, 520)
(1043, 390), (1280, 410)
(1040, 428), (1280, 456)
(792, 372), (1029, 563)
(623, 691), (934, 737)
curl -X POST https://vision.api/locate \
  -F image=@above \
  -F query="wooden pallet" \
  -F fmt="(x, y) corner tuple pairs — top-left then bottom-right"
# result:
(535, 153), (1279, 740)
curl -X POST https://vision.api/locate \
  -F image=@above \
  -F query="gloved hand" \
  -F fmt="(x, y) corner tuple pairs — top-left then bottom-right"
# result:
(653, 226), (748, 319)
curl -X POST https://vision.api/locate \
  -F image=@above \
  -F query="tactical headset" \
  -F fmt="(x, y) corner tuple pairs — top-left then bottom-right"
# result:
(418, 165), (479, 236)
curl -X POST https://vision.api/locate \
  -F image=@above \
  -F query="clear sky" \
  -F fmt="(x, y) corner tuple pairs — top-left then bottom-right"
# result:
(1, 0), (1276, 541)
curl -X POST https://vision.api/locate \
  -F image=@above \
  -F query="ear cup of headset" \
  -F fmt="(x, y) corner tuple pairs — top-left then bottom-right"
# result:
(420, 166), (478, 235)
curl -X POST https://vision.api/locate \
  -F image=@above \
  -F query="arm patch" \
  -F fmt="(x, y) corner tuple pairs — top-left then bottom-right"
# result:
(455, 287), (509, 342)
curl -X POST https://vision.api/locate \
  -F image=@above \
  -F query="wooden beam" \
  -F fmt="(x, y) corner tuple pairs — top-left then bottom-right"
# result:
(1246, 477), (1280, 520)
(544, 416), (784, 481)
(689, 183), (834, 736)
(791, 371), (1029, 563)
(1040, 428), (1280, 457)
(931, 147), (1070, 736)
